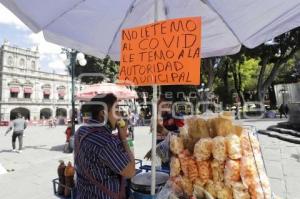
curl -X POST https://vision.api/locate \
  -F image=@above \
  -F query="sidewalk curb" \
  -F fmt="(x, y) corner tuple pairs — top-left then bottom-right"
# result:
(267, 126), (300, 138)
(258, 130), (300, 144)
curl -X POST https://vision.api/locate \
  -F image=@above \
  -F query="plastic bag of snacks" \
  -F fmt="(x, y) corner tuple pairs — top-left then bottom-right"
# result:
(170, 157), (181, 177)
(197, 160), (212, 184)
(226, 134), (242, 160)
(167, 116), (274, 199)
(170, 135), (184, 155)
(194, 138), (213, 161)
(211, 159), (225, 182)
(224, 159), (241, 185)
(178, 150), (190, 177)
(188, 158), (199, 182)
(212, 136), (227, 162)
(156, 180), (184, 199)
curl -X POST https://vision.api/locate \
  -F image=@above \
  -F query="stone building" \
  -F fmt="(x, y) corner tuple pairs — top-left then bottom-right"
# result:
(0, 41), (79, 121)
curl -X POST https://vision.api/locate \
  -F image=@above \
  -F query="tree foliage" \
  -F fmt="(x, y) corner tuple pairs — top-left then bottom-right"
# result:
(74, 55), (119, 84)
(245, 27), (300, 102)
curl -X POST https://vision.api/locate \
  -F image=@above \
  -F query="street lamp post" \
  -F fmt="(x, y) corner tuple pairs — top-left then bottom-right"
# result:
(280, 86), (288, 105)
(60, 49), (86, 135)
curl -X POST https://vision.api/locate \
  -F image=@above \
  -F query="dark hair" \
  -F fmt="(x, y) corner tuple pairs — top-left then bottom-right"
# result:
(83, 94), (117, 120)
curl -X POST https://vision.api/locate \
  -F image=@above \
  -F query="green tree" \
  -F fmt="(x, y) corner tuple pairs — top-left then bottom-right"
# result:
(245, 27), (300, 102)
(74, 55), (119, 84)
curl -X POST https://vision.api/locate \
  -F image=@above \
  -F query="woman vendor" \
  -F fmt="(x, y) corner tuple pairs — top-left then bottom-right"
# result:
(145, 95), (184, 169)
(75, 94), (135, 199)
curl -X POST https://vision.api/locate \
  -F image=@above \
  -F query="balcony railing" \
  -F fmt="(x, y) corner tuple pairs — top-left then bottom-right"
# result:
(8, 98), (33, 102)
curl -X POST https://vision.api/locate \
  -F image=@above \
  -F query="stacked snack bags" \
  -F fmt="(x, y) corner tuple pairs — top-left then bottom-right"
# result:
(169, 113), (272, 199)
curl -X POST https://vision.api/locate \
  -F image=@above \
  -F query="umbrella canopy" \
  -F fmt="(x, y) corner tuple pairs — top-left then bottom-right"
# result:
(76, 83), (138, 101)
(1, 0), (299, 60)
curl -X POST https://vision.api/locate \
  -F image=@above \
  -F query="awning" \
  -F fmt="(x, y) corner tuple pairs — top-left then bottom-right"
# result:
(10, 87), (19, 93)
(58, 90), (65, 97)
(43, 89), (50, 95)
(24, 87), (32, 94)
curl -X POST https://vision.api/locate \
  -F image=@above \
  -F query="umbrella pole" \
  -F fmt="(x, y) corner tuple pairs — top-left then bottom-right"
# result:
(151, 0), (159, 196)
(151, 85), (158, 196)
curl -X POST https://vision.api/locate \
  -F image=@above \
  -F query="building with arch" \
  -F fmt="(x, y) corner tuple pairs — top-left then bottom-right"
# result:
(0, 41), (80, 122)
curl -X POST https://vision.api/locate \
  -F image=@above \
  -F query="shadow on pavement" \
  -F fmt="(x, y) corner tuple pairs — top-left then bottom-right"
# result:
(291, 154), (300, 162)
(0, 149), (14, 154)
(23, 145), (48, 150)
(50, 144), (65, 152)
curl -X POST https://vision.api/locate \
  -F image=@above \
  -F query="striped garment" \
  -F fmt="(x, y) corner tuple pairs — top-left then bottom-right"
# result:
(75, 120), (130, 199)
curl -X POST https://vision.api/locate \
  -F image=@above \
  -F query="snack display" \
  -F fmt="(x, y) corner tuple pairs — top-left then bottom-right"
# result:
(205, 180), (218, 198)
(194, 138), (213, 161)
(168, 115), (272, 199)
(197, 118), (210, 138)
(211, 159), (225, 182)
(188, 158), (199, 182)
(178, 150), (190, 177)
(217, 185), (233, 199)
(212, 136), (227, 162)
(181, 176), (194, 196)
(170, 135), (184, 155)
(211, 117), (233, 136)
(233, 125), (244, 137)
(224, 160), (241, 185)
(232, 182), (251, 199)
(197, 160), (212, 184)
(186, 117), (198, 137)
(226, 134), (242, 160)
(170, 157), (181, 177)
(240, 156), (258, 187)
(241, 132), (260, 156)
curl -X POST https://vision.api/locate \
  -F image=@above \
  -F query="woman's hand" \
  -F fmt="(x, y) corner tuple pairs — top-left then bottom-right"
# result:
(144, 149), (152, 160)
(117, 119), (128, 141)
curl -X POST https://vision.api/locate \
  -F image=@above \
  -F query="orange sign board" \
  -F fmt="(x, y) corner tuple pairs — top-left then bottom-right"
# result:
(119, 17), (201, 86)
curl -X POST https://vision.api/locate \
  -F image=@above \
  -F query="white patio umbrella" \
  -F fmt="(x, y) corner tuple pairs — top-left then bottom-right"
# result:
(1, 0), (299, 59)
(2, 0), (299, 196)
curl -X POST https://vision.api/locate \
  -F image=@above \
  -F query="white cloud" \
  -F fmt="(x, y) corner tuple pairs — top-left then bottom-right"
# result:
(0, 4), (67, 75)
(29, 32), (62, 55)
(28, 32), (67, 74)
(0, 4), (28, 30)
(48, 59), (68, 74)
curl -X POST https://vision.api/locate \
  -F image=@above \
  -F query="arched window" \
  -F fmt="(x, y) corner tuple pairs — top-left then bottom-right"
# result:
(31, 61), (36, 70)
(19, 58), (25, 67)
(7, 56), (13, 66)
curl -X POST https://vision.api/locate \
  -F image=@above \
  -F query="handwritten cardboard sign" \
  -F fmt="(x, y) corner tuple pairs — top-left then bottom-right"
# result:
(119, 17), (201, 86)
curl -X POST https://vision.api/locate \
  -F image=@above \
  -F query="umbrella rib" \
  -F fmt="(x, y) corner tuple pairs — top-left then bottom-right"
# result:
(107, 0), (138, 55)
(203, 0), (242, 44)
(42, 0), (87, 30)
(162, 0), (169, 19)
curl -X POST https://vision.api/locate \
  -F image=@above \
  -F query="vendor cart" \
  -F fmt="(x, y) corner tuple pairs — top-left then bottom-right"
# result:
(52, 159), (168, 199)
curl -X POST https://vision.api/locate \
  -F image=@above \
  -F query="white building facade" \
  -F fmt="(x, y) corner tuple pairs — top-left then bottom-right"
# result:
(0, 41), (80, 121)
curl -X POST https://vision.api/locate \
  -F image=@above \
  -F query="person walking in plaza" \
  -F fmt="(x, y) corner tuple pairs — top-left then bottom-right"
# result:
(74, 94), (135, 199)
(5, 113), (27, 153)
(279, 104), (288, 118)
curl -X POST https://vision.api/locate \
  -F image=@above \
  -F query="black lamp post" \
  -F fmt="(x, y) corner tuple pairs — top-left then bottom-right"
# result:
(61, 49), (86, 135)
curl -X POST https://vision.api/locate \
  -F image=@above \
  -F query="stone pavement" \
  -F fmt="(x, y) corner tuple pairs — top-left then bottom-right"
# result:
(0, 125), (73, 199)
(0, 119), (299, 199)
(243, 119), (300, 199)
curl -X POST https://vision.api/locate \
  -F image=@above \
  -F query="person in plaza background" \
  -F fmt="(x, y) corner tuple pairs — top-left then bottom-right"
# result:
(74, 94), (135, 199)
(4, 113), (27, 153)
(145, 95), (184, 170)
(279, 103), (288, 118)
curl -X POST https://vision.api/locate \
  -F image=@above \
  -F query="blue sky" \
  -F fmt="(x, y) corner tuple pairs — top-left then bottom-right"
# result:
(0, 4), (67, 74)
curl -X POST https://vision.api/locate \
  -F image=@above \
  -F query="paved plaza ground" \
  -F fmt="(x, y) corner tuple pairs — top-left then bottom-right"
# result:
(0, 119), (299, 199)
